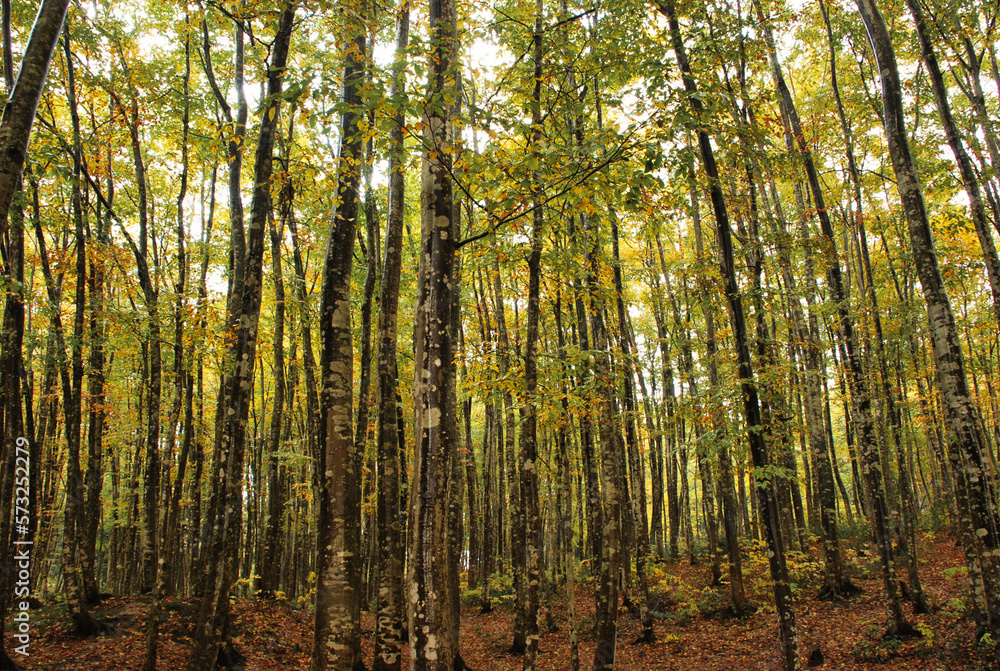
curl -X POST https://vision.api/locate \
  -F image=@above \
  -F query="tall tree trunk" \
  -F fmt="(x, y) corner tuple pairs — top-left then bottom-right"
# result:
(522, 5), (544, 666)
(57, 27), (105, 637)
(0, 0), (70, 219)
(310, 2), (366, 668)
(492, 251), (525, 655)
(188, 162), (216, 591)
(568, 215), (603, 617)
(608, 211), (654, 642)
(32, 165), (100, 640)
(83, 190), (108, 607)
(760, 6), (858, 600)
(553, 291), (580, 671)
(587, 211), (624, 671)
(407, 0), (461, 665)
(460, 324), (480, 594)
(759, 5), (908, 631)
(682, 177), (749, 611)
(473, 275), (496, 615)
(0, 0), (61, 661)
(260, 110), (292, 597)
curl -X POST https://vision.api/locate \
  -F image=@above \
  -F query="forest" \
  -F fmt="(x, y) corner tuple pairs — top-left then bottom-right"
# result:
(0, 0), (999, 668)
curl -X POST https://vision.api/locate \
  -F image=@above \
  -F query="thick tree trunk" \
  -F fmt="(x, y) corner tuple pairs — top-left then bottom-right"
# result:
(310, 3), (366, 669)
(407, 0), (461, 666)
(0, 0), (70, 219)
(0, 0), (57, 662)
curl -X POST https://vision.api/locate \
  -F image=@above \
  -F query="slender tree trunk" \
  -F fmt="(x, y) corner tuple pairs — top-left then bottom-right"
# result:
(491, 251), (526, 655)
(373, 8), (408, 668)
(260, 112), (292, 597)
(649, 276), (680, 561)
(758, 5), (858, 599)
(568, 215), (603, 616)
(460, 324), (479, 593)
(473, 274), (496, 614)
(143, 20), (191, 668)
(522, 7), (545, 666)
(588, 213), (623, 671)
(553, 291), (580, 671)
(606, 211), (654, 642)
(682, 179), (749, 611)
(83, 203), (108, 607)
(758, 6), (908, 632)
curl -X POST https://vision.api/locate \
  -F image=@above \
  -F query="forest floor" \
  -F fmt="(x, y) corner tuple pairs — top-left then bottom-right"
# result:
(8, 531), (998, 670)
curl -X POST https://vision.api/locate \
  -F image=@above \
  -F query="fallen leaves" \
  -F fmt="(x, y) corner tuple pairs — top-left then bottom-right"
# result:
(10, 533), (995, 670)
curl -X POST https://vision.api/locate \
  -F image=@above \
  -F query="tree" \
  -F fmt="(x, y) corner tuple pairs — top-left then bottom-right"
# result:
(373, 5), (410, 671)
(310, 1), (368, 669)
(407, 0), (463, 666)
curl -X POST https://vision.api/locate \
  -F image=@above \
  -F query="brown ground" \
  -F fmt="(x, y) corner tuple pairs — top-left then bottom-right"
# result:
(8, 532), (996, 670)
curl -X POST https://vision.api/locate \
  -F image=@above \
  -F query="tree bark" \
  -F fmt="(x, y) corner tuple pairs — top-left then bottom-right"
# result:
(372, 11), (408, 669)
(522, 5), (545, 666)
(0, 0), (69, 220)
(260, 109), (293, 597)
(587, 212), (623, 671)
(407, 0), (461, 666)
(683, 180), (749, 611)
(143, 18), (191, 667)
(310, 2), (366, 668)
